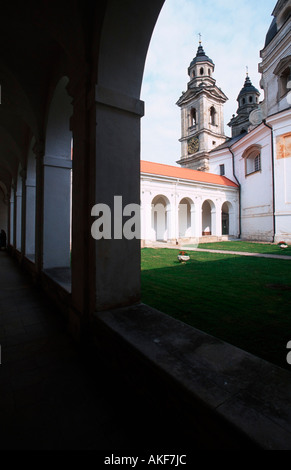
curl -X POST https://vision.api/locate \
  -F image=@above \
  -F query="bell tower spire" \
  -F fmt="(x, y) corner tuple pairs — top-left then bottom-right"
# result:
(228, 72), (260, 137)
(176, 39), (228, 171)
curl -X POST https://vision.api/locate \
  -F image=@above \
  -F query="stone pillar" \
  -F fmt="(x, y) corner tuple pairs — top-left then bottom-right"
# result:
(140, 201), (145, 244)
(16, 180), (22, 252)
(68, 77), (96, 322)
(9, 188), (15, 247)
(33, 140), (45, 275)
(42, 77), (73, 271)
(25, 176), (36, 258)
(20, 169), (27, 258)
(151, 203), (156, 241)
(215, 201), (222, 237)
(142, 191), (154, 243)
(43, 156), (72, 269)
(211, 206), (218, 237)
(194, 198), (202, 238)
(176, 202), (180, 242)
(190, 205), (196, 238)
(166, 206), (173, 242)
(94, 85), (144, 310)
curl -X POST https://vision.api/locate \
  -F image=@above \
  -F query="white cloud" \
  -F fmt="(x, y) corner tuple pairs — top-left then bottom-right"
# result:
(141, 0), (276, 166)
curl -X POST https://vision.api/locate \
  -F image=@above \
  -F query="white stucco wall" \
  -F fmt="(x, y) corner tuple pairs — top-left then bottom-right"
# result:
(268, 110), (291, 243)
(209, 149), (237, 183)
(232, 125), (274, 241)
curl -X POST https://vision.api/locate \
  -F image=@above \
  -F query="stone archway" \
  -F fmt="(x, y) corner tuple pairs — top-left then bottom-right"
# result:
(222, 201), (235, 237)
(25, 137), (36, 261)
(43, 77), (73, 280)
(93, 0), (166, 310)
(222, 202), (230, 235)
(16, 164), (23, 252)
(179, 198), (193, 239)
(202, 200), (215, 236)
(152, 195), (170, 242)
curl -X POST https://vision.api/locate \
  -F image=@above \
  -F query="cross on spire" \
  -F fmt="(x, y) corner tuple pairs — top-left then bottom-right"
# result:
(246, 65), (249, 77)
(198, 32), (202, 44)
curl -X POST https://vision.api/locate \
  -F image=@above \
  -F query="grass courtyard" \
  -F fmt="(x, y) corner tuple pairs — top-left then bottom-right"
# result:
(141, 246), (291, 370)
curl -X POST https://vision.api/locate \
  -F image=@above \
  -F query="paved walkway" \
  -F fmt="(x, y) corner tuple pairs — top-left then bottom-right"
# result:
(148, 242), (291, 260)
(185, 247), (291, 260)
(0, 251), (181, 450)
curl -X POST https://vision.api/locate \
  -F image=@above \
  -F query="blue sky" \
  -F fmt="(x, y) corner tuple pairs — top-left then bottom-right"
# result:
(141, 0), (276, 166)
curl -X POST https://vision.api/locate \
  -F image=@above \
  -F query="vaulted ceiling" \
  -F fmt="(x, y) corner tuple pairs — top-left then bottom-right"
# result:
(0, 0), (105, 195)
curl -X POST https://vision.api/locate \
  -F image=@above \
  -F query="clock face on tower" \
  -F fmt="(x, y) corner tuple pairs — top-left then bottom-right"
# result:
(188, 136), (199, 154)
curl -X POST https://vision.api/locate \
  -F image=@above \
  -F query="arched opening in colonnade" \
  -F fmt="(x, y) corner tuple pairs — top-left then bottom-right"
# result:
(202, 200), (215, 236)
(179, 198), (193, 239)
(222, 202), (230, 235)
(152, 195), (170, 242)
(43, 76), (73, 291)
(16, 164), (23, 252)
(222, 201), (235, 237)
(25, 137), (36, 261)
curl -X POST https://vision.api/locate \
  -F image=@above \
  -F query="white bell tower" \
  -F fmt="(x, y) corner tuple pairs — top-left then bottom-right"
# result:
(176, 38), (228, 171)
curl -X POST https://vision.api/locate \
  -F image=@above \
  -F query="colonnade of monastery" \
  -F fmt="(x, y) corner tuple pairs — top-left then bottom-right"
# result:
(140, 162), (239, 244)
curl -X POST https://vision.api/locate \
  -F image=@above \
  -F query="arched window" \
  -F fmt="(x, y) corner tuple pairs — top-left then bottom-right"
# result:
(200, 67), (204, 76)
(208, 69), (211, 76)
(210, 106), (216, 126)
(190, 108), (197, 127)
(243, 145), (262, 175)
(249, 96), (253, 103)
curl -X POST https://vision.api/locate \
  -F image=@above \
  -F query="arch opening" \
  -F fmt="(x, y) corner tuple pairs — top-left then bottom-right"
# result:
(16, 164), (23, 252)
(222, 202), (230, 236)
(25, 137), (36, 262)
(43, 76), (73, 291)
(152, 195), (170, 242)
(202, 200), (214, 236)
(178, 198), (193, 239)
(210, 106), (216, 126)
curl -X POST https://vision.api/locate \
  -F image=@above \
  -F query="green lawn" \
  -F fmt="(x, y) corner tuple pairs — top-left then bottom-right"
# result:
(183, 240), (291, 256)
(141, 248), (291, 370)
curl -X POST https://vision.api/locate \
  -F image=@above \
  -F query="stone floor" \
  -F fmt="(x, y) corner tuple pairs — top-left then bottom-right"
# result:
(0, 250), (184, 451)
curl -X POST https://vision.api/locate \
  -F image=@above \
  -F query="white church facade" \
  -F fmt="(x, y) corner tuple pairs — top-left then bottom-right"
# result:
(141, 0), (291, 245)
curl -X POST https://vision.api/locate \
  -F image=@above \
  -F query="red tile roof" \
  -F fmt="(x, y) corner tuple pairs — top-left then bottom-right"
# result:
(140, 161), (238, 188)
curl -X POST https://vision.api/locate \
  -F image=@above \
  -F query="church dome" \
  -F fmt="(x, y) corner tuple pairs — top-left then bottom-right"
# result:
(190, 44), (214, 67)
(237, 75), (260, 100)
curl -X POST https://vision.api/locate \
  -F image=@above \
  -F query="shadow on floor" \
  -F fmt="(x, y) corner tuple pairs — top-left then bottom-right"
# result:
(0, 251), (196, 451)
